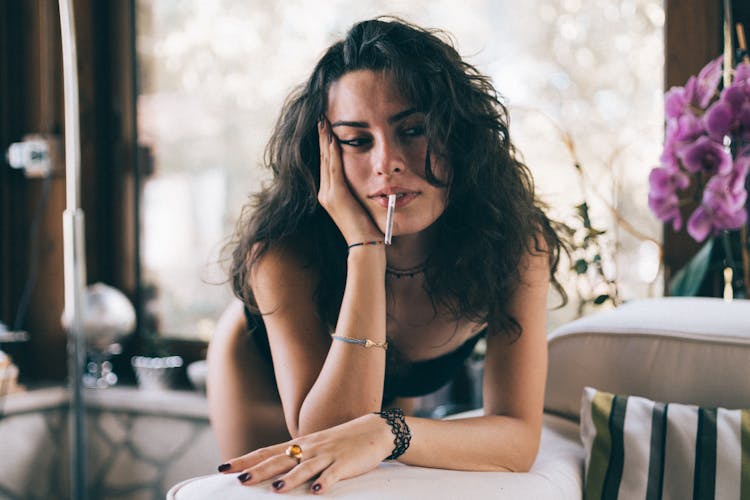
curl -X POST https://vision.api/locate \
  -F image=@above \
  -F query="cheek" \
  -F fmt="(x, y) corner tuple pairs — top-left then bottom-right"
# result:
(403, 142), (427, 169)
(341, 159), (370, 196)
(425, 154), (451, 186)
(432, 188), (449, 216)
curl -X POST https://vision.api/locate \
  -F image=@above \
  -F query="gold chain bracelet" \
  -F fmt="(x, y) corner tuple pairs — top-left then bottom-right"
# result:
(330, 334), (388, 350)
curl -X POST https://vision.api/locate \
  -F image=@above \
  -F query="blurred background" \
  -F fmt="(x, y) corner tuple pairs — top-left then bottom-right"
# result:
(1, 1), (747, 498)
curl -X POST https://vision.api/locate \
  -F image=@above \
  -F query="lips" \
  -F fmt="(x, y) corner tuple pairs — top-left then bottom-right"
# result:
(368, 190), (419, 208)
(369, 186), (419, 197)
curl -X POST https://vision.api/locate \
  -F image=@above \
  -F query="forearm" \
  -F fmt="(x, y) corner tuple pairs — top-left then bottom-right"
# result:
(397, 415), (542, 472)
(297, 247), (387, 434)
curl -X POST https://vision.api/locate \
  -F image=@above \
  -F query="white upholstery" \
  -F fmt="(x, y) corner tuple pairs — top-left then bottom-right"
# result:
(168, 296), (750, 499)
(545, 297), (750, 421)
(167, 413), (583, 499)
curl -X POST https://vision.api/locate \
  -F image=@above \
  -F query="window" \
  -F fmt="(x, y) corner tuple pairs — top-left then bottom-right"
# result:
(135, 0), (664, 339)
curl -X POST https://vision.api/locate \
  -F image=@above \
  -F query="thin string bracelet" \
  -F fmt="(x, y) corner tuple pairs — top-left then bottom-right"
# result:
(347, 240), (385, 253)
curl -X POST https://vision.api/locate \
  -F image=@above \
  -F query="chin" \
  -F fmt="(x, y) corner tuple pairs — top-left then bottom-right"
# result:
(391, 219), (440, 238)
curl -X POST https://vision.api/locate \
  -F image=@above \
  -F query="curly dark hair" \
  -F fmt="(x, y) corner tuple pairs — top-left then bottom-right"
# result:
(230, 16), (566, 338)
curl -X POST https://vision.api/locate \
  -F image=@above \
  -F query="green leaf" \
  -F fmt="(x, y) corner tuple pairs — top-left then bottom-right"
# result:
(593, 294), (610, 305)
(576, 203), (592, 229)
(573, 259), (588, 274)
(559, 223), (576, 236)
(668, 238), (714, 296)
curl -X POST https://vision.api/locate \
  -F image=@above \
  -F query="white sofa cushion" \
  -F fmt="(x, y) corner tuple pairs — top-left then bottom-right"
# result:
(545, 297), (750, 421)
(167, 413), (583, 499)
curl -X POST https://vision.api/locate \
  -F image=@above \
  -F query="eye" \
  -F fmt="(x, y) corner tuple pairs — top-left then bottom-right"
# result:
(400, 124), (426, 138)
(337, 137), (372, 148)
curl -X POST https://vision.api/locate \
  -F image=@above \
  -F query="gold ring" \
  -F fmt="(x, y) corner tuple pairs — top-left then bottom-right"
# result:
(284, 444), (303, 464)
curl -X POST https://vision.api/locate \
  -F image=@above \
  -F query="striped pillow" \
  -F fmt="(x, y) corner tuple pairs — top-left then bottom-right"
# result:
(580, 387), (750, 500)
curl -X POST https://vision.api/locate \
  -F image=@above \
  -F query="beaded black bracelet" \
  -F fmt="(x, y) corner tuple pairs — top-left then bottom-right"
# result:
(374, 407), (411, 460)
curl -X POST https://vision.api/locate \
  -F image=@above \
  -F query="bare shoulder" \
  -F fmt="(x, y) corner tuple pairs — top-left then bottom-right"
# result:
(249, 240), (320, 313)
(516, 233), (552, 289)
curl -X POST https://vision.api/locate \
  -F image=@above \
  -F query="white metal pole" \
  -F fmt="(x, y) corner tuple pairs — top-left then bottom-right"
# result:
(58, 0), (88, 498)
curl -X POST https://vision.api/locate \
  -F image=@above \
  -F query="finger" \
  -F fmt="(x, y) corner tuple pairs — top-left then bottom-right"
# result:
(325, 127), (349, 194)
(319, 117), (328, 150)
(318, 119), (330, 195)
(308, 462), (344, 495)
(328, 135), (343, 179)
(237, 453), (301, 486)
(217, 443), (288, 473)
(271, 456), (332, 493)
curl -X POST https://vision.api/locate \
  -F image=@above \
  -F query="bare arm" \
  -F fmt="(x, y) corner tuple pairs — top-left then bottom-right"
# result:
(250, 117), (391, 437)
(221, 245), (551, 492)
(251, 242), (387, 438)
(207, 299), (290, 458)
(395, 244), (550, 472)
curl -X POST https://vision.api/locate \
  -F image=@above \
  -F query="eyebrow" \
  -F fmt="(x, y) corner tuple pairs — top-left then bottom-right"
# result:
(330, 108), (419, 128)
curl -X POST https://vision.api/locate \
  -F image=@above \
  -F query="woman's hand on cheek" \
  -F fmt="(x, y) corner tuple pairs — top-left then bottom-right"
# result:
(217, 413), (393, 494)
(317, 118), (382, 244)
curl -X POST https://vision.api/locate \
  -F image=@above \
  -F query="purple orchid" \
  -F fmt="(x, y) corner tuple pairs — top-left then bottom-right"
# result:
(704, 100), (734, 139)
(686, 206), (713, 241)
(667, 113), (705, 142)
(648, 167), (690, 230)
(686, 178), (746, 242)
(740, 102), (750, 141)
(661, 113), (705, 166)
(735, 61), (750, 84)
(694, 56), (723, 108)
(722, 81), (747, 109)
(676, 135), (732, 175)
(649, 57), (750, 242)
(685, 149), (750, 242)
(664, 83), (691, 120)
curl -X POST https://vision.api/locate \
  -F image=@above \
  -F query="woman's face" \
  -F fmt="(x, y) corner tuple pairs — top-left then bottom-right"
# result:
(325, 70), (449, 238)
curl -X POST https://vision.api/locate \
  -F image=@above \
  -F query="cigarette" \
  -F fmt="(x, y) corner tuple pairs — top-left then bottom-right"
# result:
(385, 194), (396, 245)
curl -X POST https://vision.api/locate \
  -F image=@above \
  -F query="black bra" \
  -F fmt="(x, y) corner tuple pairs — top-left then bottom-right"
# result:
(244, 308), (484, 404)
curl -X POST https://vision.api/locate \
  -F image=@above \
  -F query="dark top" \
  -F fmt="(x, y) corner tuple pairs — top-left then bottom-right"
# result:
(244, 307), (485, 405)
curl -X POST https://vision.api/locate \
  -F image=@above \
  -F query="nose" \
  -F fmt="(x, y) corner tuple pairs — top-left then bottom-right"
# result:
(374, 139), (405, 176)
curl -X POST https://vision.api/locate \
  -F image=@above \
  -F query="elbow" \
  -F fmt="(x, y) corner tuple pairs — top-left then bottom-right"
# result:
(286, 422), (301, 440)
(292, 416), (330, 438)
(490, 444), (539, 473)
(510, 434), (540, 472)
(510, 448), (539, 473)
(487, 422), (541, 473)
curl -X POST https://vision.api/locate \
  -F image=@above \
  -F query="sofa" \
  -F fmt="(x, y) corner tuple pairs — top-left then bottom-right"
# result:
(168, 297), (750, 499)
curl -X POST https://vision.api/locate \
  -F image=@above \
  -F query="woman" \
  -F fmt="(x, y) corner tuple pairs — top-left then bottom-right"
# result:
(208, 17), (565, 494)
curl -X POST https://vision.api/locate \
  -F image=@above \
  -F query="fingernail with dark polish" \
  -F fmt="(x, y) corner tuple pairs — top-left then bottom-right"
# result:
(312, 483), (322, 492)
(217, 463), (230, 472)
(238, 472), (251, 483)
(272, 480), (285, 490)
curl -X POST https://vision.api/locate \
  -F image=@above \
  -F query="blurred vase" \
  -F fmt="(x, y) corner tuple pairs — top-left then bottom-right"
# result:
(61, 282), (136, 388)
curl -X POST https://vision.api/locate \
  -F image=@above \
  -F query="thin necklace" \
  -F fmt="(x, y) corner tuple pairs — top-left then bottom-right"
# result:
(385, 263), (427, 279)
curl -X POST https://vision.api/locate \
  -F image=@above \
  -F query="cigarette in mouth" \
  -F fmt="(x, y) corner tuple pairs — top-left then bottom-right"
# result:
(385, 194), (396, 245)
